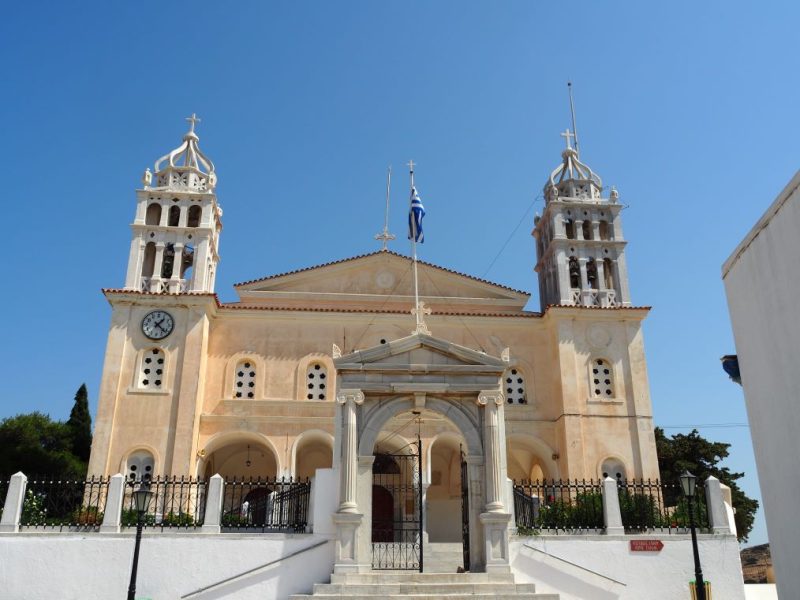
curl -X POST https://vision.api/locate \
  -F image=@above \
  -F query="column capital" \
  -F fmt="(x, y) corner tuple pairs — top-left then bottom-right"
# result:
(477, 390), (504, 407)
(336, 389), (365, 405)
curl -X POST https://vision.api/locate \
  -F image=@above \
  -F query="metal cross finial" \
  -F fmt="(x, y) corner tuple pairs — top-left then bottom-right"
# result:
(407, 159), (415, 173)
(186, 113), (201, 134)
(375, 166), (396, 250)
(560, 128), (575, 150)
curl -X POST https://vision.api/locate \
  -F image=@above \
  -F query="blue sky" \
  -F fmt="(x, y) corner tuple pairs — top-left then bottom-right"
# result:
(3, 2), (798, 546)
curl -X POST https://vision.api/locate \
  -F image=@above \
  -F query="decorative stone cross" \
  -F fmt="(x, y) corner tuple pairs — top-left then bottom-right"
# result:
(560, 128), (575, 150)
(411, 301), (432, 335)
(186, 113), (201, 134)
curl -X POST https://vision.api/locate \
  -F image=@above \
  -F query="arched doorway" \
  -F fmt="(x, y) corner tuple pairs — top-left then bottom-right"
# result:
(293, 430), (334, 480)
(203, 440), (278, 480)
(427, 433), (465, 543)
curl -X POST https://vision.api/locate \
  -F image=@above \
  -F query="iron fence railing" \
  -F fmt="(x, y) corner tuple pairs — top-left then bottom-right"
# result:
(513, 479), (604, 533)
(122, 476), (207, 530)
(19, 476), (110, 530)
(618, 479), (710, 533)
(221, 477), (311, 532)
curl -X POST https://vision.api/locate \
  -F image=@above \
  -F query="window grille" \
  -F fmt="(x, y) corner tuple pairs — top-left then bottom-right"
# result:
(139, 348), (165, 390)
(504, 368), (527, 404)
(306, 363), (328, 400)
(591, 358), (614, 398)
(234, 360), (256, 399)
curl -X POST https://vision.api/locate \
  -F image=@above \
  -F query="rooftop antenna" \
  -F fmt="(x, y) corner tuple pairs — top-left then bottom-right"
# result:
(375, 166), (396, 250)
(567, 81), (580, 156)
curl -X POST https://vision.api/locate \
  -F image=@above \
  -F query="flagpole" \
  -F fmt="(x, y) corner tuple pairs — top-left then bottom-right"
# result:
(409, 160), (422, 332)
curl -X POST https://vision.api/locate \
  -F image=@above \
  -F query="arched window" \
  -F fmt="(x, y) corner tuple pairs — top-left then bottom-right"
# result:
(187, 205), (202, 228)
(142, 242), (156, 278)
(565, 219), (576, 240)
(586, 259), (599, 290)
(569, 257), (580, 289)
(601, 458), (626, 481)
(603, 258), (615, 290)
(599, 220), (611, 240)
(306, 363), (328, 400)
(582, 220), (593, 240)
(145, 203), (162, 226)
(161, 243), (175, 278)
(503, 368), (527, 404)
(127, 450), (155, 482)
(168, 205), (181, 227)
(139, 348), (165, 390)
(590, 358), (614, 398)
(234, 360), (256, 399)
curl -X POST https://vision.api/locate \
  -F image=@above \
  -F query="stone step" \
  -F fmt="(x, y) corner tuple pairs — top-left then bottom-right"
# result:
(330, 572), (515, 584)
(311, 582), (540, 595)
(290, 595), (558, 600)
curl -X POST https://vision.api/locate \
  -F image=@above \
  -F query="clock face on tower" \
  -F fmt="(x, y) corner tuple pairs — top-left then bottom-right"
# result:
(141, 310), (174, 340)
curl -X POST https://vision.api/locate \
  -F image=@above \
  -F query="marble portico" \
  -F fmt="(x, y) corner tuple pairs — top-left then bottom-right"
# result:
(331, 333), (513, 573)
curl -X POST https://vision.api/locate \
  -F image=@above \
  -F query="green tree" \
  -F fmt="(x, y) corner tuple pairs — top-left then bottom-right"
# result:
(0, 412), (86, 478)
(66, 383), (92, 462)
(655, 427), (758, 542)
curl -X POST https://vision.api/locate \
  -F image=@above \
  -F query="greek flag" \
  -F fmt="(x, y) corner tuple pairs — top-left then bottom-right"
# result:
(408, 186), (425, 243)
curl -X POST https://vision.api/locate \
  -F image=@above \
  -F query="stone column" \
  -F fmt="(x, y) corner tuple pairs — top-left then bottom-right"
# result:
(578, 258), (590, 306)
(332, 389), (366, 573)
(201, 474), (225, 533)
(100, 473), (126, 533)
(0, 472), (27, 533)
(169, 243), (184, 293)
(602, 476), (624, 535)
(477, 390), (511, 574)
(477, 390), (505, 513)
(575, 219), (584, 240)
(336, 389), (365, 513)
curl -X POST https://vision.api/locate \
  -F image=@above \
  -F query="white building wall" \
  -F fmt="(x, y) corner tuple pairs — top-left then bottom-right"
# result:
(723, 170), (800, 600)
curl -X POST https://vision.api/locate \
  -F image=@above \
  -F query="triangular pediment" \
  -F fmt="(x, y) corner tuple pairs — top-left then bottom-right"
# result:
(232, 251), (529, 313)
(335, 333), (508, 370)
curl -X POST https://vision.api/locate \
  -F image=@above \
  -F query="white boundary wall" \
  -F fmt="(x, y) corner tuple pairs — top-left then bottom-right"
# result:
(0, 533), (334, 600)
(512, 534), (745, 600)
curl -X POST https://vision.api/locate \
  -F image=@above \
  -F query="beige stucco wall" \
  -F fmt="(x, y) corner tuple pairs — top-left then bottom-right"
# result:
(88, 268), (658, 485)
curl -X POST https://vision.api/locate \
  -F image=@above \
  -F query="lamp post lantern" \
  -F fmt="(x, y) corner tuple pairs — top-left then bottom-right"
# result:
(127, 483), (153, 600)
(680, 471), (706, 600)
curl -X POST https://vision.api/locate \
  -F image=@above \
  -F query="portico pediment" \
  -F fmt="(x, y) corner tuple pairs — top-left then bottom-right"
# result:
(335, 333), (508, 395)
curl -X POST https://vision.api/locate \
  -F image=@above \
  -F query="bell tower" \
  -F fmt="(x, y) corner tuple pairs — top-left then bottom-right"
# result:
(532, 130), (631, 308)
(124, 114), (222, 294)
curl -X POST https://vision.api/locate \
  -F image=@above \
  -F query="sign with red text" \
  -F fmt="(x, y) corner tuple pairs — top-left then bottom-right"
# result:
(630, 540), (664, 552)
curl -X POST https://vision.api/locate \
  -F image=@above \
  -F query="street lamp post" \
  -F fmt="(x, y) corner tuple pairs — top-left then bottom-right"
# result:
(127, 483), (154, 600)
(680, 471), (706, 600)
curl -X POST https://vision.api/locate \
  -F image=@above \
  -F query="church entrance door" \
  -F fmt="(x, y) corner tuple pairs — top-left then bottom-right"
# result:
(370, 438), (423, 571)
(460, 449), (470, 571)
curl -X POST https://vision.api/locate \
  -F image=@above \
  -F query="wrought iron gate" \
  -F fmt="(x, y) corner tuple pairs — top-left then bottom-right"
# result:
(371, 437), (423, 571)
(460, 449), (470, 571)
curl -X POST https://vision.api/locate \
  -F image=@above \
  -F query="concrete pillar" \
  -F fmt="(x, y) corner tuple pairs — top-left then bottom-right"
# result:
(201, 474), (225, 533)
(579, 258), (589, 291)
(0, 472), (28, 533)
(151, 242), (166, 291)
(602, 476), (625, 535)
(575, 220), (584, 240)
(100, 473), (126, 533)
(336, 389), (364, 513)
(595, 258), (606, 291)
(704, 476), (733, 534)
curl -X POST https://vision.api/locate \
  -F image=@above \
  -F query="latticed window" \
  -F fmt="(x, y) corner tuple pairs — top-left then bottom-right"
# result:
(504, 368), (527, 404)
(139, 348), (165, 390)
(306, 363), (328, 400)
(591, 358), (614, 398)
(234, 360), (256, 399)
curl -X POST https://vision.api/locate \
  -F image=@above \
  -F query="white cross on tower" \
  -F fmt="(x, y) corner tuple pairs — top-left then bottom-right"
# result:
(186, 113), (201, 134)
(560, 128), (575, 150)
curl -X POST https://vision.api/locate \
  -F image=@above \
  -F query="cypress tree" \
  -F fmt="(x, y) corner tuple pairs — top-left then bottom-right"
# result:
(67, 383), (93, 463)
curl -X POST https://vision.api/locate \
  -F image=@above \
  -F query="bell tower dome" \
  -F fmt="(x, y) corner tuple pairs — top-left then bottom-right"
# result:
(532, 130), (631, 308)
(123, 114), (222, 294)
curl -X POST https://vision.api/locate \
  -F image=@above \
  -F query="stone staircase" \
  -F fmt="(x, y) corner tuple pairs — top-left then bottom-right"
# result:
(288, 571), (559, 599)
(422, 542), (464, 573)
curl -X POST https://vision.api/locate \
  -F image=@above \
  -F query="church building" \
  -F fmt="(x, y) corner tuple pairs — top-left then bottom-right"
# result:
(86, 116), (660, 574)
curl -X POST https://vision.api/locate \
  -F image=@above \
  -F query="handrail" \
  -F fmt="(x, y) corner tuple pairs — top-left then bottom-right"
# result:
(180, 538), (330, 599)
